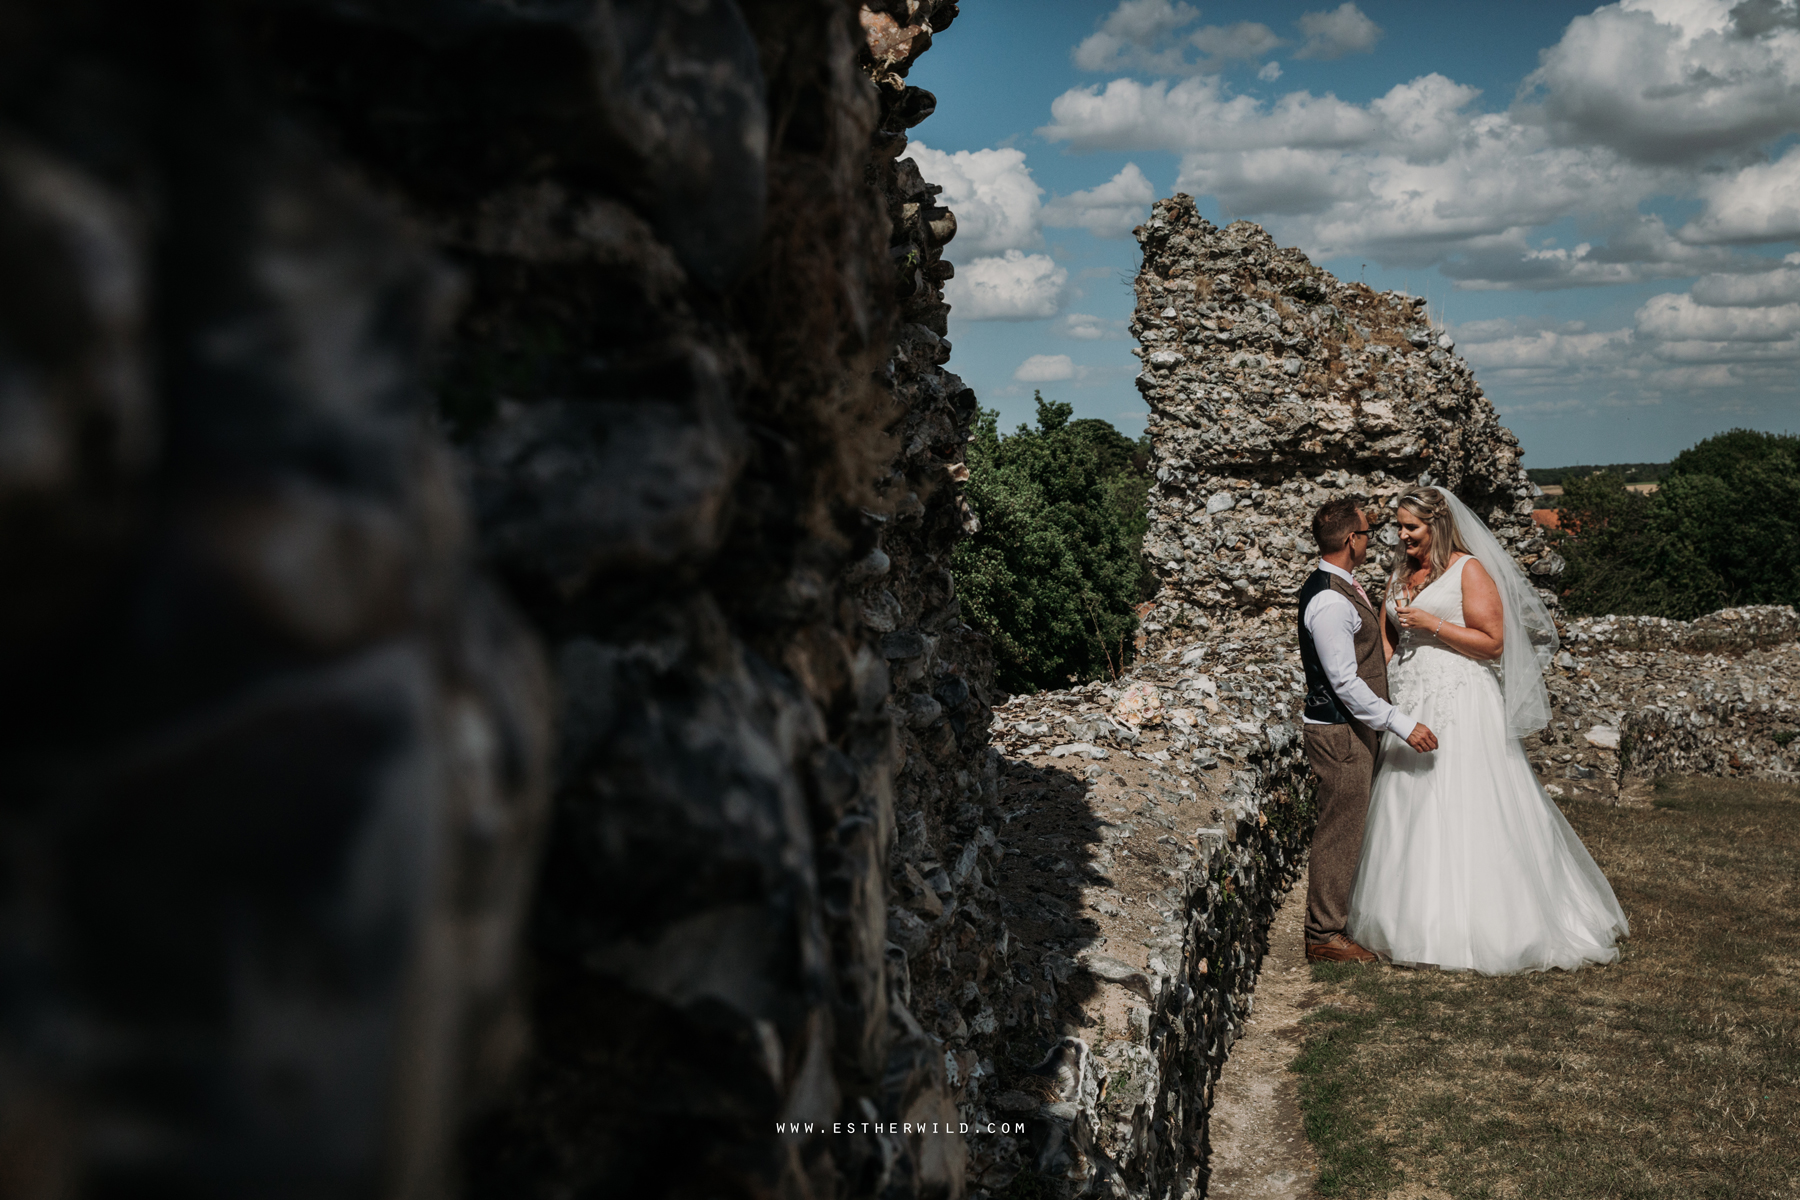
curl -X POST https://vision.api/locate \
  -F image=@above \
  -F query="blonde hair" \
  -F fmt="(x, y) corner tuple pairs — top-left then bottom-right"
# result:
(1390, 487), (1471, 596)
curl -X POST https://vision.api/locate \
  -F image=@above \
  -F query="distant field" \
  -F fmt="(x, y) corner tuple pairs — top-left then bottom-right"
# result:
(1527, 462), (1668, 486)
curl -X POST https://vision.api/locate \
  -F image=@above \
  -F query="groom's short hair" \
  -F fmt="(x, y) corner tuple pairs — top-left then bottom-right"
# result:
(1312, 498), (1363, 552)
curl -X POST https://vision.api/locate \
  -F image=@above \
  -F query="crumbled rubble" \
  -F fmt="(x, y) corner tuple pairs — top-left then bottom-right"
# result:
(1531, 606), (1800, 792)
(1132, 195), (1548, 643)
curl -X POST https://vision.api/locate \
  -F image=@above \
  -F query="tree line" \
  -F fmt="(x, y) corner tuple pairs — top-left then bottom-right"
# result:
(1552, 429), (1800, 620)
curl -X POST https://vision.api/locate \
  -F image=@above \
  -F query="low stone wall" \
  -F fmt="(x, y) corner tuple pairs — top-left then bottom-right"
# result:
(969, 611), (1312, 1199)
(1528, 606), (1800, 793)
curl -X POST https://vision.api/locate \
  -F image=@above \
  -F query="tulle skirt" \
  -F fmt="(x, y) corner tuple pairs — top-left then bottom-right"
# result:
(1347, 645), (1629, 974)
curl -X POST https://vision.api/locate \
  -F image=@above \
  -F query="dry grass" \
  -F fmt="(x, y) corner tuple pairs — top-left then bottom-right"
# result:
(1294, 776), (1800, 1199)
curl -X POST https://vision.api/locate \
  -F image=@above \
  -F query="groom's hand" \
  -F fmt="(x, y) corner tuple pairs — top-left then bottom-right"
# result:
(1405, 722), (1439, 753)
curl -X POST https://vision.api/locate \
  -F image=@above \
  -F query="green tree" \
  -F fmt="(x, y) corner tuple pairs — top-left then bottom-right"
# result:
(954, 394), (1153, 693)
(1556, 429), (1800, 618)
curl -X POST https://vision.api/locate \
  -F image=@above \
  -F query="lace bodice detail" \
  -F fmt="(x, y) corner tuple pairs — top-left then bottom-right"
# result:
(1385, 556), (1499, 710)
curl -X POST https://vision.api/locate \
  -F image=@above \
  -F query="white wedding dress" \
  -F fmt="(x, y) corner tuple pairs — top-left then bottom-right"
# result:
(1346, 556), (1630, 974)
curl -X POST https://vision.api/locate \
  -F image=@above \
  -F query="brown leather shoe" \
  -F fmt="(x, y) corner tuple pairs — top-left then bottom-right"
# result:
(1306, 933), (1378, 963)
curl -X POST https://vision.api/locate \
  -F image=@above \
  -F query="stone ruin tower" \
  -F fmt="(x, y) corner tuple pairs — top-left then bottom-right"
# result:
(1132, 194), (1559, 644)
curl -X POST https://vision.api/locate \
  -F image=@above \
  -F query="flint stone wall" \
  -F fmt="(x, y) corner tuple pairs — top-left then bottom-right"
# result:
(1133, 195), (1550, 639)
(0, 2), (1005, 1197)
(1531, 607), (1800, 792)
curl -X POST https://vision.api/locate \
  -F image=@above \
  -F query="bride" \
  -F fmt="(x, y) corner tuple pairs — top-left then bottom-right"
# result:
(1346, 486), (1629, 974)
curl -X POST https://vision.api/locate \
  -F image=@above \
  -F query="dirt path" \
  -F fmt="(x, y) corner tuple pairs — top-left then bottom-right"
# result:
(1204, 863), (1321, 1199)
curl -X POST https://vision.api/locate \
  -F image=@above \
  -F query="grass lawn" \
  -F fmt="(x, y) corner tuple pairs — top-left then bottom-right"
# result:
(1294, 776), (1800, 1199)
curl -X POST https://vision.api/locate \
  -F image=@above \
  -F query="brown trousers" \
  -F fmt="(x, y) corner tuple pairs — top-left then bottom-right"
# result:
(1303, 720), (1380, 945)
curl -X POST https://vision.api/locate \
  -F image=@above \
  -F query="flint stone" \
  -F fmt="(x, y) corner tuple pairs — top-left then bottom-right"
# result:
(881, 629), (929, 659)
(1585, 725), (1621, 750)
(903, 693), (943, 729)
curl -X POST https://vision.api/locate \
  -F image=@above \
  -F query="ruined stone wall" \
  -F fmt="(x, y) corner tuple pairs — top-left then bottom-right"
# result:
(0, 1), (1005, 1196)
(1530, 607), (1800, 791)
(0, 5), (554, 1194)
(1132, 195), (1551, 641)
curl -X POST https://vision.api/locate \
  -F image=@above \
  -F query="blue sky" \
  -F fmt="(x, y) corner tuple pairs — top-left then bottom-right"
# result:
(907, 0), (1800, 466)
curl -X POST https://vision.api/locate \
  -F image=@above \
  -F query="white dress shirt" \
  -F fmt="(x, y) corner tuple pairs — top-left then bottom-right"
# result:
(1301, 561), (1418, 738)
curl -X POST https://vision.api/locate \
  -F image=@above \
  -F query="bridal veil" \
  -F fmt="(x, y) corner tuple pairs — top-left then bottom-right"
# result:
(1428, 486), (1559, 740)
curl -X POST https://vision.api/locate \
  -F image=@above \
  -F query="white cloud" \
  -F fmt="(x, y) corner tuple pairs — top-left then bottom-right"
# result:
(1681, 143), (1800, 242)
(1443, 216), (1742, 289)
(1461, 324), (1635, 371)
(1455, 266), (1800, 407)
(1517, 0), (1800, 165)
(1191, 21), (1285, 64)
(1257, 60), (1283, 81)
(1042, 163), (1157, 238)
(1073, 3), (1299, 75)
(1689, 258), (1800, 304)
(945, 250), (1070, 320)
(905, 143), (1042, 257)
(1294, 3), (1382, 59)
(1043, 0), (1800, 291)
(1013, 354), (1083, 382)
(1635, 290), (1800, 340)
(1073, 0), (1203, 75)
(1042, 74), (1381, 154)
(1057, 312), (1131, 340)
(1039, 69), (1768, 283)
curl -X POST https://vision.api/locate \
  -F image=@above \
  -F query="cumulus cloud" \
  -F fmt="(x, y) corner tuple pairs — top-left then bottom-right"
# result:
(1455, 262), (1800, 410)
(1042, 0), (1800, 296)
(1013, 354), (1084, 382)
(1040, 64), (1797, 284)
(1461, 324), (1635, 372)
(1689, 257), (1800, 304)
(1257, 60), (1283, 81)
(1077, 2), (1396, 75)
(1073, 0), (1203, 75)
(905, 143), (1043, 257)
(1191, 21), (1285, 64)
(1444, 216), (1742, 289)
(1517, 0), (1800, 165)
(1057, 312), (1131, 340)
(1294, 3), (1382, 59)
(1681, 143), (1800, 242)
(946, 250), (1070, 320)
(1042, 163), (1157, 237)
(1636, 291), (1800, 340)
(1043, 72), (1684, 272)
(1729, 0), (1800, 37)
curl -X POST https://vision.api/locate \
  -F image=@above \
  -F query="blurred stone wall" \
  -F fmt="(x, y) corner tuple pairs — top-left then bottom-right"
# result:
(0, 1), (1000, 1197)
(0, 3), (554, 1195)
(1132, 196), (1553, 643)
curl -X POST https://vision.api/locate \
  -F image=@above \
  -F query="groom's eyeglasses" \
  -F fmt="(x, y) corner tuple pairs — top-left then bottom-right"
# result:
(1348, 530), (1371, 541)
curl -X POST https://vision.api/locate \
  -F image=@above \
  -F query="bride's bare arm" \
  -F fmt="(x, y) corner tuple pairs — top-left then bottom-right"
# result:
(1429, 557), (1505, 660)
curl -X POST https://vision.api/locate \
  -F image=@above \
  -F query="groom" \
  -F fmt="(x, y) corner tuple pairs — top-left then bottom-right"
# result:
(1298, 498), (1438, 963)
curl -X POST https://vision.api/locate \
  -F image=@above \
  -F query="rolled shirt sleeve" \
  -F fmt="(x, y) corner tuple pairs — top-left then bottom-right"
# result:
(1302, 588), (1418, 739)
